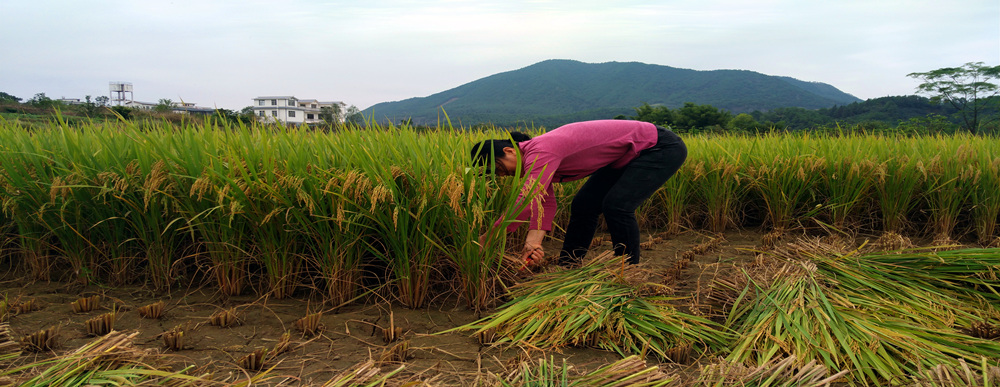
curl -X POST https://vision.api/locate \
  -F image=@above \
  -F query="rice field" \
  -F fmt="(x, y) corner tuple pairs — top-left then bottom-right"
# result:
(0, 117), (998, 386)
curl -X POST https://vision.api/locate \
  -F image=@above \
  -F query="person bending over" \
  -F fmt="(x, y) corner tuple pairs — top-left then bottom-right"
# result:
(472, 119), (687, 266)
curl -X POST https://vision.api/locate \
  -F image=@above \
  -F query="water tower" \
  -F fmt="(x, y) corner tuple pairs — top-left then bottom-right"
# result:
(109, 82), (133, 106)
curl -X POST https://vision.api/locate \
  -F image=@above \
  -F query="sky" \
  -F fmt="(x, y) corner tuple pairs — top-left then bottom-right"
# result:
(2, 0), (997, 111)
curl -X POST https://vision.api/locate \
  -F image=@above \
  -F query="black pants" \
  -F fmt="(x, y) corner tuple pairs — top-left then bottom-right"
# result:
(558, 126), (687, 265)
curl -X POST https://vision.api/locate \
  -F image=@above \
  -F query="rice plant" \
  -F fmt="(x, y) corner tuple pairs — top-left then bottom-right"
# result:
(747, 154), (824, 232)
(321, 360), (404, 387)
(0, 122), (58, 280)
(0, 331), (276, 385)
(726, 247), (1000, 385)
(499, 355), (676, 387)
(921, 144), (977, 243)
(873, 155), (924, 236)
(972, 154), (1000, 245)
(818, 157), (875, 231)
(306, 168), (372, 305)
(910, 357), (1000, 387)
(649, 165), (693, 235)
(696, 356), (848, 387)
(453, 252), (729, 361)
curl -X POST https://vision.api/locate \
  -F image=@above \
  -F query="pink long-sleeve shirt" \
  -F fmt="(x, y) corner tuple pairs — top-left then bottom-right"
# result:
(500, 120), (659, 232)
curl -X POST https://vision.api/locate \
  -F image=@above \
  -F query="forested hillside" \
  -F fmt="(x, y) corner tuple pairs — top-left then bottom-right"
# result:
(363, 60), (861, 127)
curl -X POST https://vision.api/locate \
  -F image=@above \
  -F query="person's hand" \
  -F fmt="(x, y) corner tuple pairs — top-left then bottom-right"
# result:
(521, 230), (547, 267)
(521, 243), (543, 265)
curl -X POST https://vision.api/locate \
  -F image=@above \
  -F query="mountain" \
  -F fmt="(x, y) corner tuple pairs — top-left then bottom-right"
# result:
(362, 59), (861, 128)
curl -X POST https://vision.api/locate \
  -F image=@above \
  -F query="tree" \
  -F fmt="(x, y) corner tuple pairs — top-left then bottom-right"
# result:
(343, 105), (363, 126)
(674, 102), (731, 131)
(154, 98), (174, 113)
(632, 102), (673, 127)
(110, 106), (133, 120)
(81, 95), (100, 117)
(27, 93), (56, 108)
(908, 62), (1000, 134)
(320, 103), (345, 124)
(94, 96), (110, 107)
(238, 106), (257, 123)
(728, 113), (761, 132)
(0, 91), (21, 103)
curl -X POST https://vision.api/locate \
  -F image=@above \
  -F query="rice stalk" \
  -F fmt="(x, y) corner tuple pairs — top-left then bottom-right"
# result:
(910, 358), (1000, 387)
(451, 251), (729, 361)
(352, 146), (446, 309)
(307, 169), (370, 306)
(922, 148), (976, 243)
(321, 360), (404, 387)
(84, 312), (117, 336)
(0, 330), (231, 386)
(691, 158), (743, 233)
(0, 324), (20, 355)
(499, 355), (676, 387)
(820, 157), (876, 230)
(136, 301), (165, 319)
(726, 247), (1000, 385)
(650, 165), (694, 235)
(747, 152), (824, 232)
(21, 326), (58, 352)
(162, 324), (185, 351)
(873, 156), (923, 235)
(239, 348), (269, 372)
(209, 307), (240, 328)
(0, 124), (53, 280)
(696, 355), (848, 387)
(71, 295), (101, 313)
(450, 134), (540, 311)
(972, 155), (1000, 245)
(295, 310), (323, 336)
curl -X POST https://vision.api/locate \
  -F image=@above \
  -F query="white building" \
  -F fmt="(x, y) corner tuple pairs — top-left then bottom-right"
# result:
(123, 100), (213, 114)
(252, 96), (345, 124)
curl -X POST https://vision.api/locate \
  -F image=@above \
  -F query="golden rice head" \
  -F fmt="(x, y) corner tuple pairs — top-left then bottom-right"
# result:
(189, 174), (213, 200)
(369, 185), (392, 212)
(143, 160), (173, 208)
(439, 173), (465, 216)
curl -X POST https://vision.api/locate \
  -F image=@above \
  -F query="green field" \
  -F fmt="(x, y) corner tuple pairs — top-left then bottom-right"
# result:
(0, 118), (998, 385)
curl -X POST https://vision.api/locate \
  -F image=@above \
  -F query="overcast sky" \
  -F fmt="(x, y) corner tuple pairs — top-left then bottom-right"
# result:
(2, 1), (997, 111)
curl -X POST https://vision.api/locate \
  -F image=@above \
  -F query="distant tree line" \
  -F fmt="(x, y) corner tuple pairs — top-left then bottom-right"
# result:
(1, 91), (262, 128)
(617, 95), (997, 135)
(2, 90), (369, 131)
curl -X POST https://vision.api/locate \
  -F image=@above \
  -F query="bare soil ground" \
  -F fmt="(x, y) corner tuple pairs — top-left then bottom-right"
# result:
(0, 228), (831, 385)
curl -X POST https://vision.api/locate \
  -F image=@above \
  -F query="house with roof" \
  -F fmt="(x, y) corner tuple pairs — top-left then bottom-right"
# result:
(252, 96), (345, 124)
(123, 100), (214, 114)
